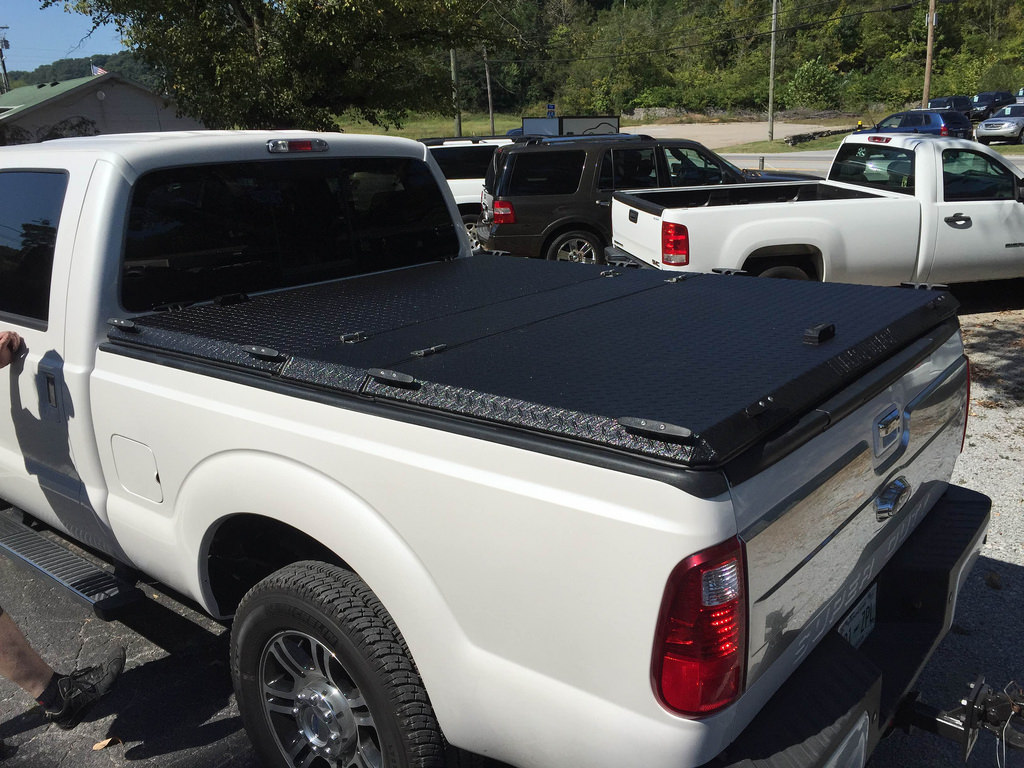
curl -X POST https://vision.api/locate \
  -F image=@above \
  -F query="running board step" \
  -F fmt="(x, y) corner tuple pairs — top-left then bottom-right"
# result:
(0, 511), (142, 619)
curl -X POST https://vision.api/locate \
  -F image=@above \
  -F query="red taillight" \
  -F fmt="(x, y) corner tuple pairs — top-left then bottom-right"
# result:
(661, 222), (689, 266)
(493, 200), (516, 225)
(653, 537), (746, 716)
(940, 124), (949, 136)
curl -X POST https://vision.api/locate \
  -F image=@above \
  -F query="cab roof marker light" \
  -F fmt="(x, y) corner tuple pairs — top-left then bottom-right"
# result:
(267, 139), (329, 154)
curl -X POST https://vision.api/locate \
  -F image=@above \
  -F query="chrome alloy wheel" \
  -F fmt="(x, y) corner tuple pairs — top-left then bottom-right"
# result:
(553, 236), (598, 263)
(260, 630), (382, 768)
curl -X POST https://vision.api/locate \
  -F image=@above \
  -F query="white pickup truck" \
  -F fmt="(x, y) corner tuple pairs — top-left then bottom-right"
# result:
(608, 133), (1024, 284)
(0, 130), (1010, 768)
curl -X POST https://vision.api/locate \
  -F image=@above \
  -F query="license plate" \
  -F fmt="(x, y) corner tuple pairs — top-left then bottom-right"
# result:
(838, 584), (877, 649)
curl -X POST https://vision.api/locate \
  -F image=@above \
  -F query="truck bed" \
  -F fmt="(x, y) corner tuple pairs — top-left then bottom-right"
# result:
(104, 254), (958, 472)
(614, 180), (880, 216)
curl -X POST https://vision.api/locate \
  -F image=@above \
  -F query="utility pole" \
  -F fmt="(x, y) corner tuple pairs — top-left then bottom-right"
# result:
(483, 46), (495, 135)
(767, 0), (778, 141)
(450, 49), (462, 137)
(922, 0), (936, 107)
(0, 27), (11, 95)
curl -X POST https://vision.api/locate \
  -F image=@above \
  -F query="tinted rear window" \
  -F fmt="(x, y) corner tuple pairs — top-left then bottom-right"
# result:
(431, 145), (501, 180)
(828, 144), (916, 195)
(506, 151), (586, 195)
(122, 157), (458, 311)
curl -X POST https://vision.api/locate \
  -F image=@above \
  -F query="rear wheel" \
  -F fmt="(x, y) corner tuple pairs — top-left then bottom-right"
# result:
(545, 230), (602, 264)
(231, 561), (443, 768)
(757, 264), (811, 280)
(462, 214), (483, 253)
(1017, 129), (1024, 145)
(978, 137), (990, 145)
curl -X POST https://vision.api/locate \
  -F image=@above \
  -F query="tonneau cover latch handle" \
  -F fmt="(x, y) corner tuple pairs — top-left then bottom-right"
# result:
(618, 416), (695, 444)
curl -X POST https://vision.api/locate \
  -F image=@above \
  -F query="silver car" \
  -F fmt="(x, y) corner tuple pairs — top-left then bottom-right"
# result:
(976, 104), (1024, 144)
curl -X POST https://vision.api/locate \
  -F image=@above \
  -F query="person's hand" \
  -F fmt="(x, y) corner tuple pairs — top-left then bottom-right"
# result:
(0, 331), (22, 369)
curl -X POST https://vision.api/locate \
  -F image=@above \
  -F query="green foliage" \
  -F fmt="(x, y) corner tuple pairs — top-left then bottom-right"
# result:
(31, 0), (1024, 125)
(783, 59), (840, 111)
(44, 0), (480, 129)
(9, 51), (159, 90)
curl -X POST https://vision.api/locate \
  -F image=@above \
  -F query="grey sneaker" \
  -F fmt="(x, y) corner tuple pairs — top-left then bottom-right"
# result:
(44, 647), (126, 730)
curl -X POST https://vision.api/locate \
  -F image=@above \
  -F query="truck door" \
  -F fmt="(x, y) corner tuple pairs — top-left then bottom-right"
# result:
(927, 147), (1024, 282)
(0, 169), (93, 539)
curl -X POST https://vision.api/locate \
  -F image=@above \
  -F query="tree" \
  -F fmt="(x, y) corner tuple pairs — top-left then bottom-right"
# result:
(44, 0), (481, 129)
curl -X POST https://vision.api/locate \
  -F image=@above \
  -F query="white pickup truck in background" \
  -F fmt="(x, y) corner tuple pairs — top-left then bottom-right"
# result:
(608, 134), (1024, 284)
(0, 130), (1016, 768)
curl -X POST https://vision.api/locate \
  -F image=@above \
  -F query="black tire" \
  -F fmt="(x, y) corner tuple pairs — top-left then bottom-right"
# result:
(462, 214), (483, 253)
(978, 137), (990, 145)
(231, 561), (443, 768)
(545, 230), (603, 264)
(757, 264), (811, 280)
(1018, 129), (1024, 145)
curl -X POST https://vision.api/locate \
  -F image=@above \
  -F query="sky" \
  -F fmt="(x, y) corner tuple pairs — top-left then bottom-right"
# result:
(1, 0), (125, 72)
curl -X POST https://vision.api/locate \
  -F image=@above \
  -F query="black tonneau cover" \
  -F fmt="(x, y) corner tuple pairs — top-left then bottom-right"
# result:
(104, 254), (958, 468)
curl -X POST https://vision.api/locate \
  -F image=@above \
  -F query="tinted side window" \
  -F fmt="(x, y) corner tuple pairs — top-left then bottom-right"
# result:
(123, 157), (458, 311)
(611, 148), (658, 188)
(507, 151), (585, 195)
(0, 171), (68, 324)
(878, 114), (903, 129)
(662, 146), (724, 186)
(942, 150), (1016, 202)
(431, 146), (500, 180)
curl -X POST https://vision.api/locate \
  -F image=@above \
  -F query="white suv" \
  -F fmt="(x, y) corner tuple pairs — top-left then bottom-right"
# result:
(421, 136), (512, 251)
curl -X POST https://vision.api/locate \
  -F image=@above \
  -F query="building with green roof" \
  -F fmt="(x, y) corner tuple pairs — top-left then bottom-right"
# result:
(0, 72), (202, 145)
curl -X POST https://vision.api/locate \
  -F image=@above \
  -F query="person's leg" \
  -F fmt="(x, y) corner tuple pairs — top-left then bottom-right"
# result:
(0, 607), (56, 698)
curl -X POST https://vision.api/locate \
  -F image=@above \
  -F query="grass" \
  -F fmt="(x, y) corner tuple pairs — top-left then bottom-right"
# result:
(335, 112), (522, 139)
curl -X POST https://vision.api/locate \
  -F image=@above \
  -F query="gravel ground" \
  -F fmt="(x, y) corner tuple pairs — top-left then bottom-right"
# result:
(871, 279), (1024, 768)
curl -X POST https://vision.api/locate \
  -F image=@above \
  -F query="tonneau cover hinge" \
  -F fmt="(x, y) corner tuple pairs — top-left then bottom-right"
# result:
(411, 344), (448, 358)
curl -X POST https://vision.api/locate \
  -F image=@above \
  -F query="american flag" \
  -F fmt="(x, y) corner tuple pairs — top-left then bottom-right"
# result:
(91, 64), (108, 76)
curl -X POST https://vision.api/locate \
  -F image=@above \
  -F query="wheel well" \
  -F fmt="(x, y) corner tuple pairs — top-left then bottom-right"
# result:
(457, 203), (482, 217)
(743, 245), (823, 280)
(541, 224), (606, 259)
(206, 514), (344, 616)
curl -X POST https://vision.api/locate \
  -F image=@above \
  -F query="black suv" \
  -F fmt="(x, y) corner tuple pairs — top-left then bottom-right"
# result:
(969, 91), (1015, 121)
(476, 134), (817, 262)
(926, 95), (971, 118)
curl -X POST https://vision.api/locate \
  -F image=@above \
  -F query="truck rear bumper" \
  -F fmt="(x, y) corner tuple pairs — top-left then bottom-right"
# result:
(703, 484), (990, 768)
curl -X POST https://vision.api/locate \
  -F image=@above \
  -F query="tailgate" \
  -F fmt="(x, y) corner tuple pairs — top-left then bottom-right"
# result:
(730, 322), (970, 692)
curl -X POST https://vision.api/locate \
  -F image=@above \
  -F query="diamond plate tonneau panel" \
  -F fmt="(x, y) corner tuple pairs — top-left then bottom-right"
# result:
(106, 254), (607, 385)
(106, 254), (958, 467)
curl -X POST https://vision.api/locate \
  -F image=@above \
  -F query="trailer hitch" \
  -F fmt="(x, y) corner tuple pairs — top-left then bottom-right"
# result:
(898, 676), (1024, 763)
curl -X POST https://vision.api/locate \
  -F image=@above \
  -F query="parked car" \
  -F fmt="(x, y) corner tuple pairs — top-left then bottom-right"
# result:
(855, 109), (972, 139)
(976, 103), (1024, 144)
(476, 133), (819, 262)
(969, 91), (1015, 121)
(421, 136), (512, 250)
(927, 95), (971, 117)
